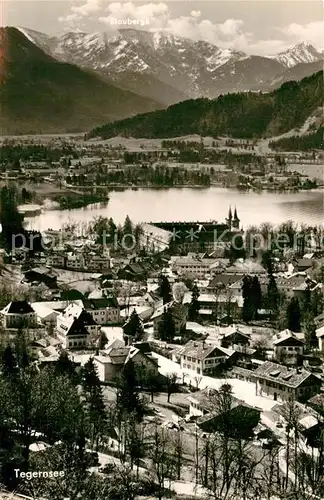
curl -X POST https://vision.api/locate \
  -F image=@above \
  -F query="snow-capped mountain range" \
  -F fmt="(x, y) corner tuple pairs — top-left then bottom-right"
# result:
(17, 27), (323, 103)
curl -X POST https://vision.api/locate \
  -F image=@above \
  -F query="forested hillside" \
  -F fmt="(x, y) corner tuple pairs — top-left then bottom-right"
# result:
(88, 71), (323, 140)
(269, 127), (323, 151)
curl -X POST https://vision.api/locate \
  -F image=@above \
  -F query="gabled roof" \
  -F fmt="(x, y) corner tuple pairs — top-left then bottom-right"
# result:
(273, 329), (305, 345)
(187, 387), (218, 411)
(254, 361), (321, 389)
(107, 347), (129, 364)
(26, 267), (57, 279)
(63, 303), (97, 325)
(83, 297), (119, 310)
(56, 316), (89, 337)
(178, 340), (234, 361)
(1, 301), (35, 315)
(188, 387), (255, 416)
(226, 261), (266, 274)
(208, 273), (244, 289)
(124, 263), (145, 275)
(223, 328), (250, 340)
(151, 300), (188, 321)
(294, 258), (313, 269)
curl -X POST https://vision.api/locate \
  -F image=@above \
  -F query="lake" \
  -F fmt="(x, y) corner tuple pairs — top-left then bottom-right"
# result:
(26, 187), (324, 231)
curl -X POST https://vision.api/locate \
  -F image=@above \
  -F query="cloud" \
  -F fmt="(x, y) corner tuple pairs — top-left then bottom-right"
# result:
(98, 2), (252, 49)
(99, 2), (169, 28)
(59, 0), (104, 28)
(282, 21), (324, 49)
(58, 2), (323, 54)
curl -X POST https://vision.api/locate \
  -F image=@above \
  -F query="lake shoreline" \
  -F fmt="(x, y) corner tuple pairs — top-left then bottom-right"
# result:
(24, 186), (324, 232)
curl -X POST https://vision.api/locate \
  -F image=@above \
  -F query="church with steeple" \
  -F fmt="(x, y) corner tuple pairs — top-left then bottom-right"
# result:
(226, 206), (240, 231)
(147, 206), (242, 253)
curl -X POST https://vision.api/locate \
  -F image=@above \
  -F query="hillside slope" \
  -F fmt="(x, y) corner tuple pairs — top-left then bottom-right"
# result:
(87, 71), (323, 140)
(0, 27), (162, 135)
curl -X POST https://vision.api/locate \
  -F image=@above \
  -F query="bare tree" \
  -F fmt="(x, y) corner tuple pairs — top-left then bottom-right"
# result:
(193, 375), (202, 390)
(165, 372), (178, 403)
(148, 425), (173, 500)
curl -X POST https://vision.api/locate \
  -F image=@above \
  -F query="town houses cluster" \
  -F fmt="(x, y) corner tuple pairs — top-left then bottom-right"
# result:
(1, 216), (323, 430)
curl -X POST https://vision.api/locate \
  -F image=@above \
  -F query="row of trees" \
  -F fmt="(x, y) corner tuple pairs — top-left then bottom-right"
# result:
(269, 127), (323, 152)
(66, 164), (211, 187)
(0, 143), (78, 164)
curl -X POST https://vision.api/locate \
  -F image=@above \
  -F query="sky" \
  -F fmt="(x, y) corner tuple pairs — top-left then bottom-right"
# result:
(1, 1), (323, 55)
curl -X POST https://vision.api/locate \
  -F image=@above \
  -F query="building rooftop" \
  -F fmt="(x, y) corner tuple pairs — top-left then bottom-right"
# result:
(178, 340), (234, 361)
(273, 329), (305, 346)
(1, 301), (35, 315)
(226, 261), (266, 275)
(254, 361), (321, 388)
(83, 297), (119, 310)
(26, 266), (57, 279)
(208, 273), (244, 289)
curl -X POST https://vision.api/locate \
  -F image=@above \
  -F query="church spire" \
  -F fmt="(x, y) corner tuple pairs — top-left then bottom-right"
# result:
(228, 206), (232, 219)
(232, 207), (240, 229)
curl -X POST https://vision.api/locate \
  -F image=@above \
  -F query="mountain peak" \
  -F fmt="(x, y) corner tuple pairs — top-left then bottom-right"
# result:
(276, 41), (322, 68)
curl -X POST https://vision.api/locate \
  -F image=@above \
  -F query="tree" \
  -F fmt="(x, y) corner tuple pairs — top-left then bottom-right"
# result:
(251, 276), (262, 316)
(213, 282), (225, 324)
(267, 273), (279, 313)
(188, 284), (200, 321)
(159, 275), (172, 305)
(149, 426), (173, 500)
(303, 311), (317, 349)
(165, 373), (178, 403)
(134, 223), (143, 250)
(242, 276), (254, 322)
(14, 329), (31, 369)
(116, 360), (144, 422)
(157, 308), (175, 342)
(281, 399), (303, 491)
(80, 358), (106, 448)
(98, 331), (108, 350)
(1, 345), (17, 378)
(91, 216), (109, 243)
(123, 215), (133, 236)
(123, 310), (144, 344)
(55, 350), (76, 380)
(137, 364), (161, 403)
(0, 185), (25, 250)
(286, 297), (301, 332)
(171, 430), (184, 481)
(242, 275), (262, 322)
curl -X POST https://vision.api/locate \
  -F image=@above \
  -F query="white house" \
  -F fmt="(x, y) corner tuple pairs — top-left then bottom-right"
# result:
(0, 301), (37, 329)
(177, 340), (236, 375)
(83, 297), (120, 325)
(272, 329), (305, 364)
(56, 304), (98, 349)
(94, 345), (158, 383)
